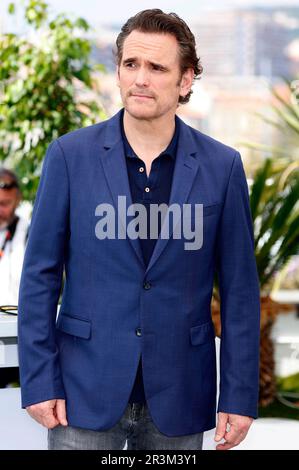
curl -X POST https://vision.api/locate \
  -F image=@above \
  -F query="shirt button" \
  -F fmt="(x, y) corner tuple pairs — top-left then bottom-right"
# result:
(144, 187), (150, 192)
(143, 281), (152, 290)
(136, 328), (142, 337)
(139, 167), (144, 173)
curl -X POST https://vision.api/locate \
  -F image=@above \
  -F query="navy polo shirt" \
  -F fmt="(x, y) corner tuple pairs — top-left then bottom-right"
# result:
(120, 109), (180, 404)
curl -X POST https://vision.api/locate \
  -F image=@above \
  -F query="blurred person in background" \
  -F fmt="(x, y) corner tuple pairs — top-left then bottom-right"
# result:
(0, 168), (29, 306)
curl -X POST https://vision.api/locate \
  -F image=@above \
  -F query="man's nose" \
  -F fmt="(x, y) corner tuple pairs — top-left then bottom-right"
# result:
(135, 66), (150, 87)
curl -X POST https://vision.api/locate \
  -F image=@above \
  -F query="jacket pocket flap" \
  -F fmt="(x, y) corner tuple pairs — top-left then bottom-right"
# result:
(203, 203), (220, 217)
(56, 314), (91, 339)
(190, 321), (215, 345)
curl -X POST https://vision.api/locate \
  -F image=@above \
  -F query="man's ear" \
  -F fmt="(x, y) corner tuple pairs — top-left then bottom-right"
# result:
(179, 68), (194, 98)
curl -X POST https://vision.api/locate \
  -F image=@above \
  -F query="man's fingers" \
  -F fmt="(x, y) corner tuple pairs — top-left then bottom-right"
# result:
(216, 422), (249, 450)
(26, 399), (61, 429)
(214, 414), (253, 450)
(214, 412), (228, 441)
(223, 423), (240, 444)
(216, 434), (245, 451)
(55, 399), (68, 426)
(41, 413), (60, 429)
(27, 407), (59, 429)
(216, 441), (237, 451)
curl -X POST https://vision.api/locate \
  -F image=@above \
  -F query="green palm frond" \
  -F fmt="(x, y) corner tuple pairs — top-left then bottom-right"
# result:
(272, 87), (299, 122)
(250, 158), (272, 220)
(241, 77), (299, 164)
(251, 159), (299, 289)
(272, 105), (299, 134)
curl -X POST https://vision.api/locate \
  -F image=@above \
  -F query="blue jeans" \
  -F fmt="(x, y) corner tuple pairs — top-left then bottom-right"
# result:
(48, 402), (204, 450)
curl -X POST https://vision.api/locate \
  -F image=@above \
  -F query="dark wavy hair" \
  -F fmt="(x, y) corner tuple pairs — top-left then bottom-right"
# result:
(114, 9), (203, 104)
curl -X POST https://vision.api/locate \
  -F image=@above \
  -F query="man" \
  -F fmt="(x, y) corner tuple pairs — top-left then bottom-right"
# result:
(0, 168), (28, 306)
(18, 9), (260, 451)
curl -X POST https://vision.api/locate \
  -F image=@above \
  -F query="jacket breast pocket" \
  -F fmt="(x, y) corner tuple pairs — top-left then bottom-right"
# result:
(55, 313), (91, 339)
(190, 320), (215, 346)
(203, 203), (221, 217)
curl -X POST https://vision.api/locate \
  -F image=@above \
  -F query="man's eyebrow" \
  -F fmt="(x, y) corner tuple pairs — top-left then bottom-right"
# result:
(122, 57), (168, 69)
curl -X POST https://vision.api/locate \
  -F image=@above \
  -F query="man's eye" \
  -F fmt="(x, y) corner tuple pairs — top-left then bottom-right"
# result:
(153, 66), (165, 72)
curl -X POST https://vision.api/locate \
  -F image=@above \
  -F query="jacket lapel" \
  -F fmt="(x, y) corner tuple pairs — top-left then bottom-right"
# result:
(100, 109), (145, 269)
(145, 118), (200, 275)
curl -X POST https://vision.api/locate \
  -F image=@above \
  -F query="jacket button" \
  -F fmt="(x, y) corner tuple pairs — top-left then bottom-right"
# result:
(136, 328), (142, 337)
(143, 281), (151, 290)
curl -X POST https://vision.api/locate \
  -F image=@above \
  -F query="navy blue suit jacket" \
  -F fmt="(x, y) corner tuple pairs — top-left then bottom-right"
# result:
(18, 108), (260, 436)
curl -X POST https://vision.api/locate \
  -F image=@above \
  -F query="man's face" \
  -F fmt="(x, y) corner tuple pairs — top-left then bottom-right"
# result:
(116, 30), (194, 121)
(0, 183), (20, 229)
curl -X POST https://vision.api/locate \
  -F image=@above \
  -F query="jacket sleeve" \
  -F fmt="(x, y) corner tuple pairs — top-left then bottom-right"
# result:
(17, 139), (69, 408)
(215, 151), (261, 419)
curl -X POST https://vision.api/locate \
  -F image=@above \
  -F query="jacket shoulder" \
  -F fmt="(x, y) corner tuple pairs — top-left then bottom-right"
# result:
(56, 119), (108, 147)
(188, 124), (238, 162)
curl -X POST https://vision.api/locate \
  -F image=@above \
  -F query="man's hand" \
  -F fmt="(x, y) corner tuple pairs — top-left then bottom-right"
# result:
(26, 399), (68, 429)
(214, 412), (253, 450)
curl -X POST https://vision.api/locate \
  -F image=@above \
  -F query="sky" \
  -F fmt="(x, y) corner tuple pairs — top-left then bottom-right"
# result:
(1, 0), (299, 32)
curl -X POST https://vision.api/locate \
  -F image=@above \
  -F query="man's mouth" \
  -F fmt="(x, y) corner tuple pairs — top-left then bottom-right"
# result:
(131, 94), (154, 99)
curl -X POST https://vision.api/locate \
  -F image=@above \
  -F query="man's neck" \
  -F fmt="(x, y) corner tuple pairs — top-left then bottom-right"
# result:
(123, 109), (176, 158)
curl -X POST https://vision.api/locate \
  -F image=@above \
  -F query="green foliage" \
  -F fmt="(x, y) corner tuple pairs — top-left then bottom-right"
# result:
(0, 0), (106, 201)
(213, 155), (299, 296)
(239, 77), (299, 160)
(25, 0), (48, 27)
(251, 158), (299, 290)
(277, 372), (299, 394)
(259, 398), (299, 419)
(271, 77), (299, 137)
(250, 79), (299, 290)
(8, 3), (15, 15)
(235, 79), (299, 292)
